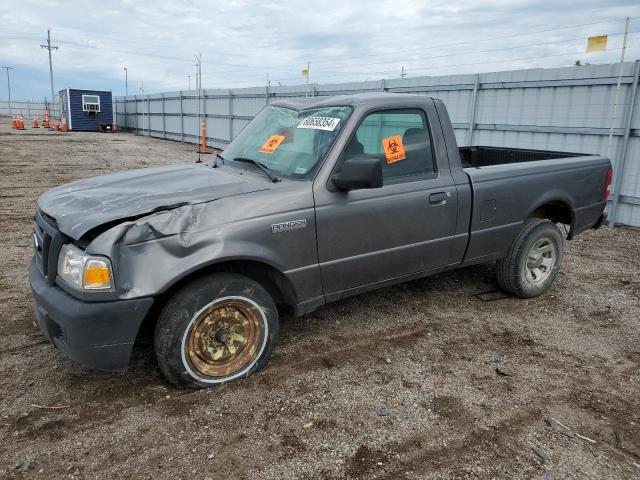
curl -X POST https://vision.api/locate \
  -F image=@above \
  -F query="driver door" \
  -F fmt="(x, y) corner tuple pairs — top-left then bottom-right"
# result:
(314, 106), (458, 296)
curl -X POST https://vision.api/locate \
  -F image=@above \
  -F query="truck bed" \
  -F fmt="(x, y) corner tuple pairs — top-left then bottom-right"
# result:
(458, 147), (610, 265)
(459, 146), (582, 168)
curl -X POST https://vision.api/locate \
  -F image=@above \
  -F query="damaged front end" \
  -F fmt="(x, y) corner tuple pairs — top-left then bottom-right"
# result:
(30, 208), (154, 371)
(34, 161), (277, 298)
(85, 202), (213, 298)
(29, 163), (275, 370)
(29, 159), (320, 372)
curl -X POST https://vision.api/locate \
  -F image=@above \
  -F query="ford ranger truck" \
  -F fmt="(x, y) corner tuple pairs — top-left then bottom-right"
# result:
(29, 93), (611, 388)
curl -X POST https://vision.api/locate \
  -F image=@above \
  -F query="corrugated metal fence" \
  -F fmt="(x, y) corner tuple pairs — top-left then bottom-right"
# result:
(113, 61), (638, 227)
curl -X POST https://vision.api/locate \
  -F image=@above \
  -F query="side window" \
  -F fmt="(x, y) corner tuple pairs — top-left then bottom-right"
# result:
(346, 109), (435, 180)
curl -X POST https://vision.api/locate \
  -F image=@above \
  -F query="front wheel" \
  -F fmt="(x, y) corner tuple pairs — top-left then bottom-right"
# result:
(154, 273), (279, 389)
(496, 218), (564, 298)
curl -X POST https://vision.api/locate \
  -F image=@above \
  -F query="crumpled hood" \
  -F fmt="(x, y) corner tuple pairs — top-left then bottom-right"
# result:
(38, 164), (268, 240)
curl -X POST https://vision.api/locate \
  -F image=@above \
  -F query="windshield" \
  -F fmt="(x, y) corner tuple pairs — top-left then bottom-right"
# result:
(221, 105), (352, 179)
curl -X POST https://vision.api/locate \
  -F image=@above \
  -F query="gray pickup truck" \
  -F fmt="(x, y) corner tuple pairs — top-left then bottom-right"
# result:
(30, 93), (611, 388)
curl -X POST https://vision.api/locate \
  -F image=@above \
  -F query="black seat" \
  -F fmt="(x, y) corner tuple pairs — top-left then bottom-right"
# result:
(381, 128), (432, 177)
(403, 128), (429, 160)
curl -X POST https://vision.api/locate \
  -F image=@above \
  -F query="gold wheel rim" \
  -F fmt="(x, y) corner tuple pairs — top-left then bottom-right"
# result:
(185, 298), (264, 379)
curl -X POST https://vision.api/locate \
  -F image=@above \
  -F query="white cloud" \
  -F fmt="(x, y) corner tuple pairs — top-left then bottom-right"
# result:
(1, 0), (639, 98)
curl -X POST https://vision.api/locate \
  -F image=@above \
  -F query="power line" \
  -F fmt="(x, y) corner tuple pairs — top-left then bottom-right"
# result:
(308, 16), (640, 66)
(310, 31), (640, 75)
(49, 38), (293, 73)
(203, 37), (640, 84)
(194, 27), (640, 79)
(193, 38), (640, 88)
(260, 45), (640, 85)
(2, 16), (637, 77)
(2, 16), (638, 92)
(302, 46), (640, 81)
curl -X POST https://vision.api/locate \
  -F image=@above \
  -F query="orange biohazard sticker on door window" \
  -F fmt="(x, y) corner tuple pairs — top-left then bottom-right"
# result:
(259, 135), (286, 154)
(382, 135), (406, 164)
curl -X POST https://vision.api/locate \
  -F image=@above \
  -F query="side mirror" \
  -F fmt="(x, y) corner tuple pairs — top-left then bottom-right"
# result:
(331, 156), (383, 191)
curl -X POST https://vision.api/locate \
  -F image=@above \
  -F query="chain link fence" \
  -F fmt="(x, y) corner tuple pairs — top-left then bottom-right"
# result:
(0, 99), (61, 119)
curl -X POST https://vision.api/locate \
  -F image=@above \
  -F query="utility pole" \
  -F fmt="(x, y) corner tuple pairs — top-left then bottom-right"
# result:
(1, 66), (14, 115)
(607, 16), (630, 160)
(400, 66), (407, 78)
(607, 16), (631, 227)
(40, 29), (58, 105)
(139, 81), (145, 136)
(123, 67), (128, 131)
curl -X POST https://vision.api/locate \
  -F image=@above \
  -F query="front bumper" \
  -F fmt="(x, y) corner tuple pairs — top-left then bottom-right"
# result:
(29, 260), (154, 371)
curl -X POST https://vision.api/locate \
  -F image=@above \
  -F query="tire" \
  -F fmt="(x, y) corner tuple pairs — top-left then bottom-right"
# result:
(154, 273), (279, 389)
(496, 218), (564, 298)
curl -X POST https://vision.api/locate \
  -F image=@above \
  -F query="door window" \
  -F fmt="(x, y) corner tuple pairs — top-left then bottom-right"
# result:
(345, 109), (435, 180)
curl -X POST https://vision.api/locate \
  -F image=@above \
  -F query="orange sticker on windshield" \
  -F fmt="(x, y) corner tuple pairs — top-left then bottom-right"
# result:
(382, 135), (406, 164)
(259, 135), (286, 154)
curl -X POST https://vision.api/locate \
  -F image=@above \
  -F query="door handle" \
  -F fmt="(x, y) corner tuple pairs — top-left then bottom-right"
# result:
(429, 192), (447, 205)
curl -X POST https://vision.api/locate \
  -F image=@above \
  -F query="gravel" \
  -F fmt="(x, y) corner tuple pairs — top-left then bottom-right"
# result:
(1, 118), (639, 479)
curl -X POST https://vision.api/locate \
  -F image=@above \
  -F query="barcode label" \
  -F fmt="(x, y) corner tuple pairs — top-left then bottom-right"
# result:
(297, 116), (340, 131)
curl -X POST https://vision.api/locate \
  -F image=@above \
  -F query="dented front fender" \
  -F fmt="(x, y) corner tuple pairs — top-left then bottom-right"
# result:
(85, 185), (323, 305)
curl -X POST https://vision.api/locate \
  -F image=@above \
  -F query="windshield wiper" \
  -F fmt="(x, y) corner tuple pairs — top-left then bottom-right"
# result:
(232, 157), (280, 182)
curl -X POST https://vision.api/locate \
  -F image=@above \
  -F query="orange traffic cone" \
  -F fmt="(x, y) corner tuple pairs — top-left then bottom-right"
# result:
(11, 116), (17, 129)
(200, 120), (207, 153)
(17, 116), (26, 130)
(53, 122), (60, 132)
(61, 118), (69, 132)
(44, 109), (50, 128)
(33, 117), (39, 128)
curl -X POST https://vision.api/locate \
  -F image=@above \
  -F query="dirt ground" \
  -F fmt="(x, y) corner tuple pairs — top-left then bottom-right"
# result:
(0, 117), (639, 479)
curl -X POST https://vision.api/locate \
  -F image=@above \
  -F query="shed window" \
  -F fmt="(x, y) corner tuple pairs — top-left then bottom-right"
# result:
(82, 95), (101, 113)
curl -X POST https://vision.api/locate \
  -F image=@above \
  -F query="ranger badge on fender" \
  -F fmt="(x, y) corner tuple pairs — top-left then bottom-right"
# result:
(271, 219), (307, 233)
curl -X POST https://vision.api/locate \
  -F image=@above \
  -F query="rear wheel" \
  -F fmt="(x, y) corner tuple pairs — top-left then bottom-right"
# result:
(496, 218), (564, 298)
(154, 273), (278, 389)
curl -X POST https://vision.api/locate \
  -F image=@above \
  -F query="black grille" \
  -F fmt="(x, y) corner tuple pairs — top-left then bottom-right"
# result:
(34, 210), (64, 285)
(33, 221), (47, 275)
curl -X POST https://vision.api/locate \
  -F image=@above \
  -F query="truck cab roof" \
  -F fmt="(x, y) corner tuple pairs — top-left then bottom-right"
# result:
(271, 92), (432, 111)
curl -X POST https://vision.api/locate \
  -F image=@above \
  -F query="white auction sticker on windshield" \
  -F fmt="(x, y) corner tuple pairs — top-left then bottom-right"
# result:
(297, 116), (340, 131)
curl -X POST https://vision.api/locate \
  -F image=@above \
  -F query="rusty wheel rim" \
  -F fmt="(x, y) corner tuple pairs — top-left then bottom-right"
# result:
(182, 296), (266, 382)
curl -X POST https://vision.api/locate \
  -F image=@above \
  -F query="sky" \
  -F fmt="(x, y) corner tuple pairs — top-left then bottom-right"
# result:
(1, 0), (640, 100)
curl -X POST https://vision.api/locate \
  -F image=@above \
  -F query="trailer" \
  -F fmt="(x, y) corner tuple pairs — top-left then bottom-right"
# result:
(59, 88), (113, 132)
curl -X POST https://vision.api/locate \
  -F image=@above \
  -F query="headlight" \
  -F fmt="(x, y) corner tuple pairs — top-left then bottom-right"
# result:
(57, 244), (114, 290)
